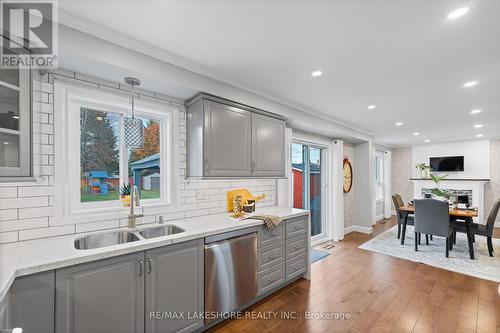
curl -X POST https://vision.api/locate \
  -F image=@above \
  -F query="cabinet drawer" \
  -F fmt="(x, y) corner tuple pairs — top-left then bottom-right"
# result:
(286, 234), (308, 260)
(258, 241), (285, 272)
(258, 223), (284, 247)
(285, 216), (308, 238)
(258, 263), (285, 295)
(286, 254), (307, 280)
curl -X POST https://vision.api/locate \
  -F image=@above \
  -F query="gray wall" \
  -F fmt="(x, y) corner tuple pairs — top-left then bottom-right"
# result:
(343, 143), (354, 229)
(352, 142), (373, 228)
(391, 147), (414, 208)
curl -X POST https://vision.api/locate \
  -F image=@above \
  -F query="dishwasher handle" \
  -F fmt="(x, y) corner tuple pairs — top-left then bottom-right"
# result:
(204, 232), (256, 249)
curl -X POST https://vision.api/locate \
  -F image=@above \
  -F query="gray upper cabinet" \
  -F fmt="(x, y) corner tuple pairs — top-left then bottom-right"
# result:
(187, 94), (286, 178)
(0, 66), (31, 178)
(145, 239), (204, 333)
(203, 100), (252, 177)
(251, 113), (285, 177)
(56, 252), (145, 333)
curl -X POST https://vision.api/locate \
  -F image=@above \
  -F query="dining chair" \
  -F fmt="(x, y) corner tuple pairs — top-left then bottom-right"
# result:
(392, 194), (414, 240)
(451, 199), (499, 257)
(414, 199), (453, 257)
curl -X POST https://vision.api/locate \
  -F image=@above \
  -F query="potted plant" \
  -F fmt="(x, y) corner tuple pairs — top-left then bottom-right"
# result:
(415, 163), (430, 179)
(120, 183), (131, 207)
(430, 173), (449, 201)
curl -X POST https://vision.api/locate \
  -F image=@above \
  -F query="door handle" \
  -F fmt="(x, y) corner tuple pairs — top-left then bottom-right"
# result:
(147, 257), (153, 274)
(138, 259), (144, 276)
(251, 161), (256, 172)
(204, 159), (210, 173)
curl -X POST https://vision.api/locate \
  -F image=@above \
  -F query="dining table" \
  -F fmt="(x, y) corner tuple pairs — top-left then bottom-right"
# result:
(399, 204), (478, 259)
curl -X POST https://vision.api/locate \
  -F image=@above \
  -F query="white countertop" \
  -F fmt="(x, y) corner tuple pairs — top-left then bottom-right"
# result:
(0, 207), (308, 302)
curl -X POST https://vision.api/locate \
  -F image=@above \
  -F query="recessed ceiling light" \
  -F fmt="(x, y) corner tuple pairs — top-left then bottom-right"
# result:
(425, 139), (430, 143)
(3, 142), (8, 145)
(447, 6), (470, 20)
(12, 115), (19, 119)
(367, 105), (376, 110)
(311, 70), (322, 77)
(463, 80), (478, 88)
(476, 134), (484, 138)
(395, 122), (403, 126)
(474, 124), (483, 128)
(470, 109), (482, 114)
(413, 132), (420, 136)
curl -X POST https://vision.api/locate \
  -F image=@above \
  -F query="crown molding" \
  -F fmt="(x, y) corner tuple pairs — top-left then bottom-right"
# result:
(58, 10), (373, 139)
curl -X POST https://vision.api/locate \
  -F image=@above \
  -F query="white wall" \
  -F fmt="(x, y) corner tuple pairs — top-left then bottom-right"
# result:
(352, 142), (374, 230)
(412, 140), (490, 179)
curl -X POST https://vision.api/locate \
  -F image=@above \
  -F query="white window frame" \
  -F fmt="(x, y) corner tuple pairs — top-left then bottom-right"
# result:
(291, 131), (332, 246)
(54, 80), (179, 224)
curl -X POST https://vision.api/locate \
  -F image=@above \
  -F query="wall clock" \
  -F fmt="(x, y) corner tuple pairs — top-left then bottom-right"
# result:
(343, 157), (353, 193)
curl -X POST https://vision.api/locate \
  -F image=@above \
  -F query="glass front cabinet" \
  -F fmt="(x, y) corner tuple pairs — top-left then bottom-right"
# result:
(0, 66), (31, 177)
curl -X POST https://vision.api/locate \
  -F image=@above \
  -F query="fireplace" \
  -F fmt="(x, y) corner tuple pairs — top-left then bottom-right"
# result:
(411, 179), (489, 224)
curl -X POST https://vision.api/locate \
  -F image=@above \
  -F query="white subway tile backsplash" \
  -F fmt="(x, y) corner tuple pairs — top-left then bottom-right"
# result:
(19, 225), (75, 241)
(0, 197), (49, 210)
(76, 220), (120, 233)
(0, 187), (17, 198)
(0, 209), (17, 221)
(18, 186), (54, 197)
(0, 231), (18, 244)
(18, 206), (53, 219)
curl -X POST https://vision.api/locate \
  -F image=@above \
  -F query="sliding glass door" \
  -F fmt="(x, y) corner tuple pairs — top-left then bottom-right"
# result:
(292, 143), (326, 241)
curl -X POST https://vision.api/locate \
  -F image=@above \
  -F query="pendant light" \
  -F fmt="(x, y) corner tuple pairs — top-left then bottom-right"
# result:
(124, 77), (144, 148)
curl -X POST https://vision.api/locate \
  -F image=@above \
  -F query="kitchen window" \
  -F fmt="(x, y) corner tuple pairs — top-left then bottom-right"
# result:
(54, 81), (178, 222)
(0, 66), (31, 178)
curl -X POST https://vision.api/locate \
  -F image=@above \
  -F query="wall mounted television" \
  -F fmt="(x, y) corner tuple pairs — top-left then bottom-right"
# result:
(429, 156), (464, 172)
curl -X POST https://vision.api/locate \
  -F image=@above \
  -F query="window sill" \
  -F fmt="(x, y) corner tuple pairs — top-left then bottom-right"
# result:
(0, 177), (42, 185)
(59, 201), (178, 225)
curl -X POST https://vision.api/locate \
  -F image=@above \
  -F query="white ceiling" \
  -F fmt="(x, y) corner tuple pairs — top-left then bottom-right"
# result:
(59, 0), (500, 147)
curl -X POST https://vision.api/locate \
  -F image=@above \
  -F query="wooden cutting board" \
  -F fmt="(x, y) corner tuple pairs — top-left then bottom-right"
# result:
(226, 189), (266, 212)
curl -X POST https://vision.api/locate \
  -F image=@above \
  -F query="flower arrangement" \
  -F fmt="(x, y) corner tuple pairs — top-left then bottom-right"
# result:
(415, 163), (430, 179)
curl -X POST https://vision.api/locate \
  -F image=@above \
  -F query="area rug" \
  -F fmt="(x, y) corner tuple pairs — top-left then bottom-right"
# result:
(359, 225), (500, 282)
(311, 248), (330, 264)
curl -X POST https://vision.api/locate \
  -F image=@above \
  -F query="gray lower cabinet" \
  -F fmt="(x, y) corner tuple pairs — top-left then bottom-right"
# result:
(251, 113), (285, 177)
(203, 100), (252, 177)
(56, 252), (145, 333)
(9, 271), (55, 333)
(145, 240), (204, 333)
(0, 291), (9, 329)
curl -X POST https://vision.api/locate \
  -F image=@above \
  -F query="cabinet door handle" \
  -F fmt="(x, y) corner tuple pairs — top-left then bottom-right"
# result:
(251, 161), (256, 172)
(138, 260), (144, 276)
(147, 257), (153, 274)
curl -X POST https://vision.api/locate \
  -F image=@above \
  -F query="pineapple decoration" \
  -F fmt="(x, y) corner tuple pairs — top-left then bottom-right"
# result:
(120, 183), (132, 207)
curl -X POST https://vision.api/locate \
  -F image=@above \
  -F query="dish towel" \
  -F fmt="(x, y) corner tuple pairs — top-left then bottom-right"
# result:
(243, 215), (282, 230)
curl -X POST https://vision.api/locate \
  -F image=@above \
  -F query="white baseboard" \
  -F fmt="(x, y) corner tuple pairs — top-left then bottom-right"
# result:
(344, 225), (373, 235)
(376, 214), (384, 221)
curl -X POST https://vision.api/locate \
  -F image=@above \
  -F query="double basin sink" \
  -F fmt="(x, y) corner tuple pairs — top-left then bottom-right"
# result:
(74, 225), (185, 250)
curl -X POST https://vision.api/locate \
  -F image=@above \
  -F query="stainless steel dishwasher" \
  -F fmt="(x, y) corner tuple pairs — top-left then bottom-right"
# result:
(204, 229), (257, 324)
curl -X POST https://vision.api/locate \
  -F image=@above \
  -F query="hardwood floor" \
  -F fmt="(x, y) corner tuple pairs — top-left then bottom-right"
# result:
(208, 217), (500, 333)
